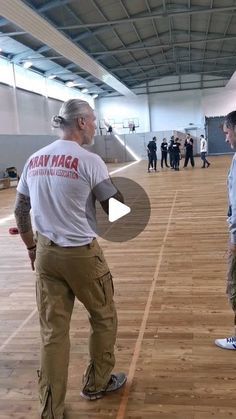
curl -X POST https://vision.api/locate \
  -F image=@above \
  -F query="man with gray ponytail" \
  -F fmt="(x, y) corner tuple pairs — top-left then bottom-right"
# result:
(215, 110), (236, 350)
(14, 99), (126, 418)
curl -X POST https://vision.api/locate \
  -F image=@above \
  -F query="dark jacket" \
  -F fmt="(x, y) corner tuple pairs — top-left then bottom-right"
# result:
(172, 142), (181, 154)
(184, 138), (193, 154)
(147, 140), (157, 154)
(161, 142), (168, 152)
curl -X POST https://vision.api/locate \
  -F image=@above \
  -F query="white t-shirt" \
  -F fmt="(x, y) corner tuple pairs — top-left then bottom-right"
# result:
(200, 137), (207, 153)
(17, 139), (117, 246)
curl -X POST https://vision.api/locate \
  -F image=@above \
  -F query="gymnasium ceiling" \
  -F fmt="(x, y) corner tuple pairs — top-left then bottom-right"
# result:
(0, 0), (236, 97)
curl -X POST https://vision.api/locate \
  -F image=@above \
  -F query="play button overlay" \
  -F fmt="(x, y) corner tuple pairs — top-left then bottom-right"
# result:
(86, 176), (151, 242)
(108, 198), (131, 222)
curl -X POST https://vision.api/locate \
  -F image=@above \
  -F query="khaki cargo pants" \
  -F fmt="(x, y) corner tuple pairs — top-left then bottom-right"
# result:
(35, 233), (117, 419)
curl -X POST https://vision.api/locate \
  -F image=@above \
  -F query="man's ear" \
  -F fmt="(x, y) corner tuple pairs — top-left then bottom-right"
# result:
(77, 116), (86, 130)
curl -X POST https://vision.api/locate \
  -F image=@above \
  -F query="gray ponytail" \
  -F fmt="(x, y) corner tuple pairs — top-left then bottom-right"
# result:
(51, 99), (91, 129)
(51, 115), (65, 128)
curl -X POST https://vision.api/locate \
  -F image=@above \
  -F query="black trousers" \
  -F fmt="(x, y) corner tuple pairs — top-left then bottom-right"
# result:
(173, 154), (180, 170)
(148, 153), (157, 171)
(161, 151), (169, 168)
(169, 151), (174, 168)
(184, 153), (194, 167)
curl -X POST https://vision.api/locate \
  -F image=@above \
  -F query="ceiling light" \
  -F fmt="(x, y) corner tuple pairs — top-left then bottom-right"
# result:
(81, 88), (88, 93)
(65, 81), (74, 87)
(48, 74), (56, 79)
(92, 94), (98, 99)
(23, 61), (32, 69)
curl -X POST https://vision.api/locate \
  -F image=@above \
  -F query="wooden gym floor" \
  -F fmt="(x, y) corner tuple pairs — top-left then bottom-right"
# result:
(0, 156), (235, 419)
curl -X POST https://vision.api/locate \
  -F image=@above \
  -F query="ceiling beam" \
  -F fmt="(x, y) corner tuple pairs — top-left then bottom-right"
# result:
(118, 0), (154, 78)
(91, 34), (236, 55)
(110, 54), (236, 71)
(132, 77), (228, 90)
(58, 5), (236, 30)
(0, 31), (26, 37)
(133, 84), (228, 95)
(102, 82), (228, 97)
(0, 0), (72, 28)
(126, 63), (234, 80)
(33, 0), (72, 13)
(62, 1), (131, 87)
(201, 0), (213, 78)
(145, 0), (172, 71)
(214, 11), (235, 67)
(121, 68), (233, 82)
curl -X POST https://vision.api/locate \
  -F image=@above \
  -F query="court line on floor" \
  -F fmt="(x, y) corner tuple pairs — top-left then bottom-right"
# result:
(0, 213), (14, 225)
(0, 307), (37, 352)
(116, 190), (178, 419)
(109, 161), (139, 175)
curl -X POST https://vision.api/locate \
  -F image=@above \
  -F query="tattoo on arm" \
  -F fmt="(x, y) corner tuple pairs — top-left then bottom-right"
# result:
(14, 192), (32, 233)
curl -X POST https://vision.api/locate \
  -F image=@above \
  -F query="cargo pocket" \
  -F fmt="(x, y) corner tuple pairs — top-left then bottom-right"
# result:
(84, 272), (114, 310)
(95, 250), (110, 278)
(99, 272), (114, 306)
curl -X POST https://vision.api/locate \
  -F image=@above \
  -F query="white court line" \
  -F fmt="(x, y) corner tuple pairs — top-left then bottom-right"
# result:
(109, 160), (140, 175)
(0, 213), (14, 225)
(0, 307), (37, 352)
(116, 191), (178, 419)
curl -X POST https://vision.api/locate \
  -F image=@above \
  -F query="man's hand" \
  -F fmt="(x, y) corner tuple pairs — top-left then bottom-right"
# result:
(27, 246), (36, 271)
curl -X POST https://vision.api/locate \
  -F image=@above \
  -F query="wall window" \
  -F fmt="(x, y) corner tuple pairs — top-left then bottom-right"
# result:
(0, 57), (94, 107)
(0, 57), (14, 86)
(14, 64), (45, 95)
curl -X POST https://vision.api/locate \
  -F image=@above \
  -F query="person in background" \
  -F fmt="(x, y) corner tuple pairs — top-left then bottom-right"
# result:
(128, 121), (133, 133)
(160, 138), (169, 168)
(147, 140), (153, 171)
(183, 134), (195, 168)
(200, 134), (210, 168)
(147, 136), (157, 172)
(108, 125), (113, 134)
(215, 110), (236, 350)
(168, 135), (175, 168)
(172, 137), (181, 171)
(14, 99), (127, 418)
(132, 123), (136, 133)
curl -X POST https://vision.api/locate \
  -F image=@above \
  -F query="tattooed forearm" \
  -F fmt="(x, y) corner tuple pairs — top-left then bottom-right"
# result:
(14, 192), (32, 233)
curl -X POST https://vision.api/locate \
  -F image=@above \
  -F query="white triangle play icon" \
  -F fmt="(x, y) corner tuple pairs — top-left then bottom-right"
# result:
(108, 198), (131, 222)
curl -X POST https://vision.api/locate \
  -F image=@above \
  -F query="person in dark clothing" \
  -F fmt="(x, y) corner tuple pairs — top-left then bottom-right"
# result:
(147, 137), (157, 172)
(147, 143), (153, 171)
(108, 125), (113, 134)
(183, 134), (195, 168)
(172, 138), (181, 171)
(168, 136), (175, 168)
(161, 138), (169, 168)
